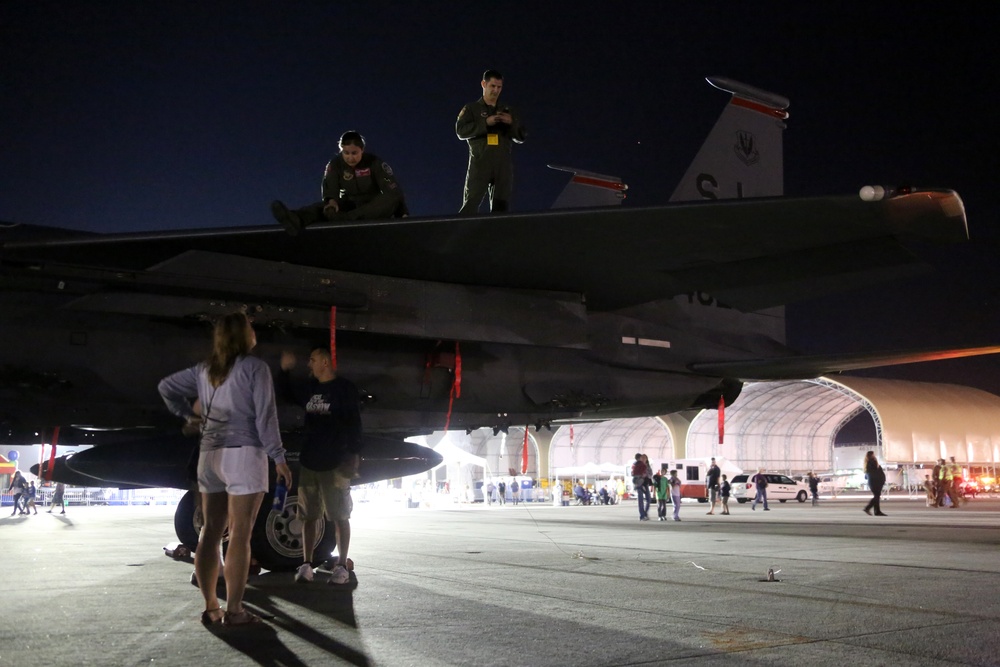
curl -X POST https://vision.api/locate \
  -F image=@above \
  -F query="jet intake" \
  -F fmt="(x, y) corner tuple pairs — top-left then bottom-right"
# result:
(689, 378), (743, 411)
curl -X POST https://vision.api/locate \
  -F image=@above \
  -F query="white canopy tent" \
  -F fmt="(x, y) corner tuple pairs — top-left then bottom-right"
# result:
(432, 440), (489, 470)
(429, 439), (490, 501)
(554, 461), (627, 498)
(553, 461), (627, 479)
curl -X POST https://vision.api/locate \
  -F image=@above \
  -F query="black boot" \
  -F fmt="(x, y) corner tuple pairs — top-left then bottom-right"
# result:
(271, 201), (304, 236)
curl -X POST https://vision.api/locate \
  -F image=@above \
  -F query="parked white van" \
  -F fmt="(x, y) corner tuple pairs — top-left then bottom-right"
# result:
(730, 473), (810, 503)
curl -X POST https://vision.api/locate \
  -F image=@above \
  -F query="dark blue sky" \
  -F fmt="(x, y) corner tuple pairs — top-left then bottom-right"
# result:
(2, 1), (999, 390)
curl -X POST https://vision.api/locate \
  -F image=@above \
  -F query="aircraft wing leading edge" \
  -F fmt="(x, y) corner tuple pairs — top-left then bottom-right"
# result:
(691, 345), (1000, 381)
(1, 189), (968, 313)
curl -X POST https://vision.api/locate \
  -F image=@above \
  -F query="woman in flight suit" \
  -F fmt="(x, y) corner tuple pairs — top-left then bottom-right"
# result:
(271, 131), (408, 235)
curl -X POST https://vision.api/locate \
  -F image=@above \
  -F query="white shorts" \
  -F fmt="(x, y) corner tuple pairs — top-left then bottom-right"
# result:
(198, 446), (268, 495)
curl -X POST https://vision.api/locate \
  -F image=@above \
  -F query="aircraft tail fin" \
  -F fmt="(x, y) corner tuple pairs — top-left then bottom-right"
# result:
(669, 76), (790, 202)
(668, 77), (790, 342)
(547, 165), (628, 209)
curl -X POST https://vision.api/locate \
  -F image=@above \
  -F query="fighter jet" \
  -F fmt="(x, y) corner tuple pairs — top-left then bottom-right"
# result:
(3, 77), (996, 569)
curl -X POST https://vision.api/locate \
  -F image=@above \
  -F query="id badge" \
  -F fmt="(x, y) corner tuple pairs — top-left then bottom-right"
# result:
(487, 133), (499, 146)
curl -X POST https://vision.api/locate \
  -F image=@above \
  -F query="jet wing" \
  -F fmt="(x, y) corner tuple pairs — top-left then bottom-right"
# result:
(2, 189), (967, 312)
(691, 345), (1000, 381)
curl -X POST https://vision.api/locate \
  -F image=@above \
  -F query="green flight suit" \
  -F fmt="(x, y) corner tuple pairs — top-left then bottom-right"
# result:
(295, 153), (408, 226)
(456, 97), (526, 214)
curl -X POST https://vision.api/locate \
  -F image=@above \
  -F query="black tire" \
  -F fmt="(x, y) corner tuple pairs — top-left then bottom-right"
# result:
(736, 498), (748, 504)
(175, 488), (233, 557)
(696, 498), (707, 503)
(173, 489), (201, 548)
(250, 490), (338, 572)
(778, 499), (787, 503)
(796, 491), (808, 503)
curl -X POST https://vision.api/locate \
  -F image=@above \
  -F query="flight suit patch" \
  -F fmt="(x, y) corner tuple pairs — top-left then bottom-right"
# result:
(343, 170), (353, 181)
(355, 168), (371, 177)
(487, 133), (499, 146)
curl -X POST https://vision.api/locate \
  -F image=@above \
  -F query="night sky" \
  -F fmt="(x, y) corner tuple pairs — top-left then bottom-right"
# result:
(3, 2), (999, 391)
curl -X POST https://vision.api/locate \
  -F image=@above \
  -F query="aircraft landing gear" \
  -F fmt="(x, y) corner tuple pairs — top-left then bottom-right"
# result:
(172, 488), (337, 572)
(174, 489), (203, 548)
(250, 489), (337, 572)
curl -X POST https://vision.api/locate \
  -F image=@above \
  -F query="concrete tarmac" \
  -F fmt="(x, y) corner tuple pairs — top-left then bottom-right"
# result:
(2, 496), (999, 666)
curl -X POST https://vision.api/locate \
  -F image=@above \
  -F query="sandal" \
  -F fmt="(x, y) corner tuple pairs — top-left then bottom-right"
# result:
(223, 609), (262, 627)
(200, 607), (223, 627)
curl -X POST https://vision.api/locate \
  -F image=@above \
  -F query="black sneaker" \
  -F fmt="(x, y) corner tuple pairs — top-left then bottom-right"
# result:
(271, 200), (302, 236)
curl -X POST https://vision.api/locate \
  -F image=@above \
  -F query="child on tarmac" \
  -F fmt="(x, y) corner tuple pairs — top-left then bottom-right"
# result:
(720, 475), (731, 515)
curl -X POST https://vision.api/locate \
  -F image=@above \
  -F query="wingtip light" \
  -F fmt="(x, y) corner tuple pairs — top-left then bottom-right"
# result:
(860, 184), (915, 201)
(859, 185), (886, 201)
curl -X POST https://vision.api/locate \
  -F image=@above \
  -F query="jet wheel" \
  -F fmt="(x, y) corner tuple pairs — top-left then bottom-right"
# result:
(174, 489), (201, 548)
(174, 489), (230, 552)
(250, 491), (337, 572)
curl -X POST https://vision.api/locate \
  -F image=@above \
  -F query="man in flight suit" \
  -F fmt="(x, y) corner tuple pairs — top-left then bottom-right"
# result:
(456, 69), (526, 215)
(272, 131), (408, 235)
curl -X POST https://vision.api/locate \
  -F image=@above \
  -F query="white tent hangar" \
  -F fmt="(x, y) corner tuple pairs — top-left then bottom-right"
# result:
(685, 377), (1000, 470)
(548, 418), (673, 471)
(415, 378), (1000, 482)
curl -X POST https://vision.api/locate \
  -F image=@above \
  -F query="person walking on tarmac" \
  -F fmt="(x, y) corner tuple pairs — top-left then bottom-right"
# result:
(23, 481), (38, 515)
(751, 468), (769, 511)
(456, 69), (526, 214)
(7, 470), (27, 516)
(720, 474), (731, 515)
(654, 470), (669, 521)
(705, 457), (721, 515)
(631, 453), (651, 521)
(668, 469), (683, 521)
(946, 456), (963, 508)
(807, 471), (820, 506)
(48, 481), (66, 514)
(932, 458), (945, 507)
(271, 131), (408, 235)
(862, 450), (888, 516)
